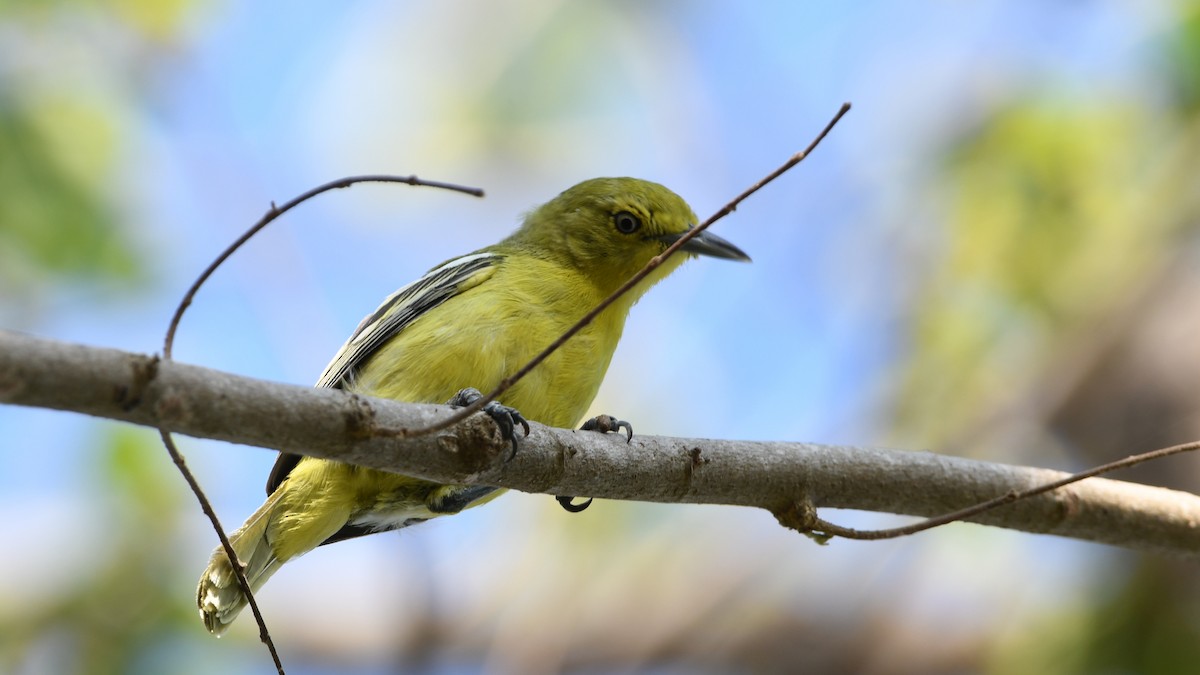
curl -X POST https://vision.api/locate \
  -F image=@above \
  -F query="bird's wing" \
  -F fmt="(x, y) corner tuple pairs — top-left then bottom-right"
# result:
(316, 251), (500, 389)
(266, 251), (501, 494)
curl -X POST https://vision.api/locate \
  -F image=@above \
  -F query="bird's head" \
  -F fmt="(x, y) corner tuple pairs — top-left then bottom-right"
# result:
(506, 177), (749, 297)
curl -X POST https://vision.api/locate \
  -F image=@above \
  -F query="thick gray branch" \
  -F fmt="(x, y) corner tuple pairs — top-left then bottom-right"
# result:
(2, 329), (1198, 559)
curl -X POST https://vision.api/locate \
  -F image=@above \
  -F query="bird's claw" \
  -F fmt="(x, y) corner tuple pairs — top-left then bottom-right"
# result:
(485, 401), (529, 460)
(580, 414), (633, 443)
(556, 496), (593, 513)
(447, 387), (529, 460)
(556, 414), (633, 513)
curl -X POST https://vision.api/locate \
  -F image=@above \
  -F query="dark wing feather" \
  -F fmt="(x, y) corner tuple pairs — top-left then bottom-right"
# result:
(265, 252), (500, 494)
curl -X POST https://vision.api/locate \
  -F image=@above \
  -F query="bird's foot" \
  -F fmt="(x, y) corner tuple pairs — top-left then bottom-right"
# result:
(557, 414), (634, 513)
(447, 387), (530, 460)
(580, 414), (633, 442)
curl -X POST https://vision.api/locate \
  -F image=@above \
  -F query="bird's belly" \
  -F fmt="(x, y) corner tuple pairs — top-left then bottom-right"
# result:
(348, 506), (433, 532)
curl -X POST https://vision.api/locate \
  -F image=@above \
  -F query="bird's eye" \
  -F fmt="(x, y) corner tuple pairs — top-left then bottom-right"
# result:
(613, 211), (642, 234)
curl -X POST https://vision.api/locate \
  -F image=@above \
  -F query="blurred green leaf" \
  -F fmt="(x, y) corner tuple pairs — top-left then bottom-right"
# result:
(1165, 3), (1200, 112)
(988, 560), (1200, 675)
(111, 0), (195, 44)
(889, 100), (1185, 450)
(0, 101), (142, 290)
(101, 426), (181, 517)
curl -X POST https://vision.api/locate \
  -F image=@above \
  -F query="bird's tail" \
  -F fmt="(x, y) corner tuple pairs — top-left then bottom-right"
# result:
(196, 490), (285, 636)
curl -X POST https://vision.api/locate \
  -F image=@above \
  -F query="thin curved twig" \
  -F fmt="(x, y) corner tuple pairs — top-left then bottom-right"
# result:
(801, 440), (1200, 541)
(163, 175), (484, 358)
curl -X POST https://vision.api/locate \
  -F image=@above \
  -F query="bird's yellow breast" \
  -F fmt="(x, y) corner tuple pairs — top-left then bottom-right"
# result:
(350, 254), (629, 428)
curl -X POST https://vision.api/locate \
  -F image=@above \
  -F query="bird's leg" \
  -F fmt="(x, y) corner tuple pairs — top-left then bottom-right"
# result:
(557, 414), (634, 513)
(428, 485), (499, 514)
(428, 388), (526, 516)
(446, 387), (530, 460)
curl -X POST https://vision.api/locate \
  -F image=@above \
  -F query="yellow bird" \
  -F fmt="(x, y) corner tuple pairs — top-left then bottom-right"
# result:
(196, 177), (749, 634)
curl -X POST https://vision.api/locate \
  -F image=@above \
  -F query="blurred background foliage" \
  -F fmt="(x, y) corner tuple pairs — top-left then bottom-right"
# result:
(3, 1), (1200, 674)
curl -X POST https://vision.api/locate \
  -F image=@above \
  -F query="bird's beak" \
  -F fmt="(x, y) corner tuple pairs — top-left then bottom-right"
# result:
(659, 229), (751, 262)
